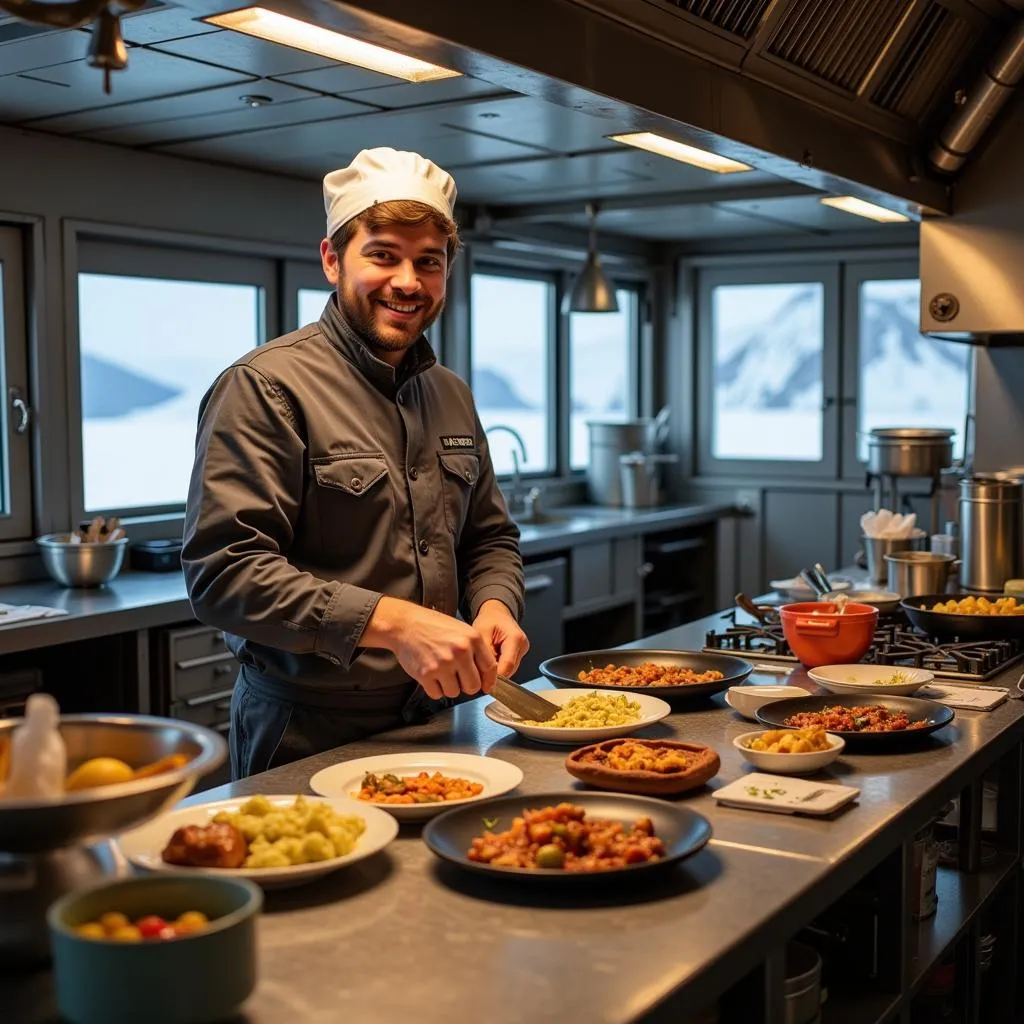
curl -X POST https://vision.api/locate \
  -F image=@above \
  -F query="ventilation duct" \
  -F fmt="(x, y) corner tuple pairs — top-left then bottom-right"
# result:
(928, 9), (1024, 175)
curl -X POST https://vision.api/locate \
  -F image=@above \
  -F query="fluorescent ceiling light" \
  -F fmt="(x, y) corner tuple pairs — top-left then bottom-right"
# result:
(205, 7), (461, 83)
(820, 196), (910, 223)
(608, 131), (752, 173)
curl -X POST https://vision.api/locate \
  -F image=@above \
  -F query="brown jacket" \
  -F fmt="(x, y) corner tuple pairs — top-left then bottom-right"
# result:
(182, 298), (524, 708)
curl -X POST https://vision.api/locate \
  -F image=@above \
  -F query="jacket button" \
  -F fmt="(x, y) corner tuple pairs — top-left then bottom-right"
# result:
(408, 466), (418, 480)
(464, 470), (473, 482)
(418, 539), (429, 556)
(351, 478), (362, 491)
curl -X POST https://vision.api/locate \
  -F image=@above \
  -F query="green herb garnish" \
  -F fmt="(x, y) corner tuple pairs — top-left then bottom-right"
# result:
(482, 816), (499, 830)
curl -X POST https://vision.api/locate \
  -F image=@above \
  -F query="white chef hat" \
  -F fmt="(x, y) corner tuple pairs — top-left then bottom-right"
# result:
(323, 147), (457, 239)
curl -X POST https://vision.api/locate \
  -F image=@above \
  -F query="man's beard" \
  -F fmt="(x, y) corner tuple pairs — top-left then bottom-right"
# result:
(339, 281), (444, 355)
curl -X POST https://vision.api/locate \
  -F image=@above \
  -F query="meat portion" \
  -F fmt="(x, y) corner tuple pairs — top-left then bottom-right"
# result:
(161, 822), (247, 869)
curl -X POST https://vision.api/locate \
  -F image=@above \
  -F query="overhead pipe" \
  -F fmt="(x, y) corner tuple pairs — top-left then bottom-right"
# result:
(929, 12), (1024, 174)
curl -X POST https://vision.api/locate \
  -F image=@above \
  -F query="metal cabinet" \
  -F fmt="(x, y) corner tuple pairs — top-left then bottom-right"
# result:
(517, 557), (566, 682)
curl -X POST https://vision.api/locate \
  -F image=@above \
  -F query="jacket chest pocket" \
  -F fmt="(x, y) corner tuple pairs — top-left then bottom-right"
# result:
(439, 451), (479, 540)
(313, 453), (392, 554)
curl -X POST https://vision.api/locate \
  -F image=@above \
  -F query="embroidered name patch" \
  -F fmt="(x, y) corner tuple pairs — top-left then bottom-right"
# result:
(439, 435), (475, 450)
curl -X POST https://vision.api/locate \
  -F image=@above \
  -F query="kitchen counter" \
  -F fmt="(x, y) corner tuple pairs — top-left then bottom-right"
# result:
(0, 502), (736, 656)
(14, 608), (1023, 1024)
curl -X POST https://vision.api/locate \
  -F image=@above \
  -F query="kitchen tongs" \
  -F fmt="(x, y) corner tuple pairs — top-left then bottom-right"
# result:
(492, 676), (560, 721)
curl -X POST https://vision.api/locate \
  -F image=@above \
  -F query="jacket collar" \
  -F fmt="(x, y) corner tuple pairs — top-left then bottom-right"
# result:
(319, 294), (437, 396)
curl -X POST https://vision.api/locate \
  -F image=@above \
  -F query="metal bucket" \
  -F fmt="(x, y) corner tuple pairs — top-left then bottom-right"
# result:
(587, 421), (649, 506)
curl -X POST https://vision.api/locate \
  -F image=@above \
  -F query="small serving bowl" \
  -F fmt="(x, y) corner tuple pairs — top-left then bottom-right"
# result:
(48, 873), (261, 1024)
(808, 664), (933, 697)
(565, 738), (721, 796)
(733, 730), (845, 775)
(36, 533), (128, 588)
(725, 685), (811, 721)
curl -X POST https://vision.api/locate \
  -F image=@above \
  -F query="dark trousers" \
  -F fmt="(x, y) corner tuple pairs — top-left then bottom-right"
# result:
(228, 668), (419, 780)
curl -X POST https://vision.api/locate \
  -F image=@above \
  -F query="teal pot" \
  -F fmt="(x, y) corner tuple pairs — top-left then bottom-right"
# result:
(48, 873), (261, 1024)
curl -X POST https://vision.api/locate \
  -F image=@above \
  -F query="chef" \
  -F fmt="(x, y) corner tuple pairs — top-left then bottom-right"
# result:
(182, 147), (528, 779)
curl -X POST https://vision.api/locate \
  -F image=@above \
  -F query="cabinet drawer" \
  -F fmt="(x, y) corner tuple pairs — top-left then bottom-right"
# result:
(570, 541), (613, 605)
(170, 625), (228, 667)
(519, 557), (566, 681)
(171, 691), (233, 732)
(613, 536), (642, 598)
(171, 655), (237, 702)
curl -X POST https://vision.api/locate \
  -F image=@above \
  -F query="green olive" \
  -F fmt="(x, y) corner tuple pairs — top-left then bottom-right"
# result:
(550, 823), (568, 838)
(535, 844), (565, 869)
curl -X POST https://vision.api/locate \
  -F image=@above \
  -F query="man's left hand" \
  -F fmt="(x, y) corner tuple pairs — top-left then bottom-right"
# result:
(472, 600), (530, 686)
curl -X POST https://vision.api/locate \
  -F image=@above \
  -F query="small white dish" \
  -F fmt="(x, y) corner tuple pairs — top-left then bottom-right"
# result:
(483, 688), (671, 746)
(117, 794), (398, 889)
(770, 576), (853, 600)
(808, 664), (933, 696)
(733, 730), (845, 774)
(725, 684), (811, 720)
(713, 772), (859, 816)
(309, 751), (524, 822)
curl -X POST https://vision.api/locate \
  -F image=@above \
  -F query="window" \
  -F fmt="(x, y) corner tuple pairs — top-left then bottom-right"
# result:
(298, 287), (331, 327)
(0, 227), (32, 540)
(853, 276), (971, 462)
(569, 290), (638, 470)
(76, 241), (276, 515)
(471, 272), (553, 476)
(697, 265), (839, 476)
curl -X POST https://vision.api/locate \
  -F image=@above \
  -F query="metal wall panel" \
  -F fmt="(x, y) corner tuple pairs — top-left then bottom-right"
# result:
(763, 489), (839, 584)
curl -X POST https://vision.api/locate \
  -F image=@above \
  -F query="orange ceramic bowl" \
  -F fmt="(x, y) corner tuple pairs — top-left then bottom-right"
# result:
(779, 602), (879, 669)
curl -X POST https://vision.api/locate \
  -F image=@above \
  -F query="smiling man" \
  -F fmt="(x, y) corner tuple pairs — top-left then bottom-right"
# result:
(182, 148), (528, 779)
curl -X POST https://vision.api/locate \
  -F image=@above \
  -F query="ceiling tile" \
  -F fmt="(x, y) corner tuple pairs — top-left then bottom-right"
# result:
(0, 49), (253, 122)
(271, 64), (395, 95)
(120, 7), (221, 45)
(440, 95), (619, 154)
(0, 28), (90, 77)
(339, 75), (508, 109)
(89, 95), (373, 146)
(25, 79), (321, 134)
(153, 30), (335, 78)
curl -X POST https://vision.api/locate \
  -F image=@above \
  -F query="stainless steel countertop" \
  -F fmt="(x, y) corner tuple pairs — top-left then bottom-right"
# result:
(0, 502), (735, 656)
(13, 609), (1024, 1023)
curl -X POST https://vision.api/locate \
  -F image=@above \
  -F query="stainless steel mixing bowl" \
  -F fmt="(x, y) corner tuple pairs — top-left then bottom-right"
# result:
(36, 534), (128, 587)
(0, 714), (226, 853)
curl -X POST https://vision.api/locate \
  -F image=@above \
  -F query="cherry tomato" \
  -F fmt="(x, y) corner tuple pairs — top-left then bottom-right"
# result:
(134, 915), (168, 939)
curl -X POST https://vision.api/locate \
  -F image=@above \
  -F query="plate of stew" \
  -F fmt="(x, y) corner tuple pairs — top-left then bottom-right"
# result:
(422, 792), (712, 882)
(754, 694), (955, 748)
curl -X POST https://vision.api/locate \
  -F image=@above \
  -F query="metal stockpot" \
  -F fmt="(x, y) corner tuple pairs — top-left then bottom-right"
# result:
(885, 551), (958, 597)
(866, 428), (955, 477)
(959, 476), (1023, 593)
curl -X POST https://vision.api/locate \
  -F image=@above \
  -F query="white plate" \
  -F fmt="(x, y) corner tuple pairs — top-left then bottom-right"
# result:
(733, 730), (845, 775)
(725, 685), (811, 720)
(770, 576), (852, 600)
(483, 688), (671, 746)
(309, 752), (524, 822)
(808, 664), (933, 696)
(116, 794), (398, 889)
(713, 772), (860, 816)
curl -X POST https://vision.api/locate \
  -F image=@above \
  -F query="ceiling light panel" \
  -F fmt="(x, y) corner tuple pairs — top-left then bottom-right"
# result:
(608, 131), (752, 173)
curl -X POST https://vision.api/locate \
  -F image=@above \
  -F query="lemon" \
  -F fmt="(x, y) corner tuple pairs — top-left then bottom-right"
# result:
(66, 757), (134, 791)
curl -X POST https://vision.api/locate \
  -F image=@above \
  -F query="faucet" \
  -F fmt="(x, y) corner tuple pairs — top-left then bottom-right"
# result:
(485, 424), (528, 513)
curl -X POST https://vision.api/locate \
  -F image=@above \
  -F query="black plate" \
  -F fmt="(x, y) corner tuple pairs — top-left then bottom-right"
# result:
(422, 791), (712, 882)
(538, 649), (751, 701)
(901, 594), (1024, 642)
(754, 693), (955, 747)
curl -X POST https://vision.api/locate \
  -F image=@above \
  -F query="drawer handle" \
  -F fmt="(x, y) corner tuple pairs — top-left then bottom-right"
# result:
(185, 687), (235, 708)
(214, 721), (231, 734)
(524, 574), (554, 594)
(175, 652), (236, 671)
(637, 562), (654, 578)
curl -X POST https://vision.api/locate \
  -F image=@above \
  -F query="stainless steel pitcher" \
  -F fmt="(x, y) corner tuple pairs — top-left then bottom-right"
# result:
(959, 476), (1023, 593)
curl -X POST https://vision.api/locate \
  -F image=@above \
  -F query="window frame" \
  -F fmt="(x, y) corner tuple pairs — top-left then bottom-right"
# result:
(0, 226), (33, 541)
(840, 258), (975, 480)
(470, 262), (559, 478)
(71, 237), (279, 523)
(567, 284), (643, 474)
(696, 263), (841, 479)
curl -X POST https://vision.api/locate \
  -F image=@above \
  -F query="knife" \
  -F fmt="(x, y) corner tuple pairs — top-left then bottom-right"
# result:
(492, 676), (560, 722)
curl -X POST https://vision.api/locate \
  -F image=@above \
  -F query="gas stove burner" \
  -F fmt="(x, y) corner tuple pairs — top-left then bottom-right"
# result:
(704, 611), (1024, 683)
(704, 625), (789, 655)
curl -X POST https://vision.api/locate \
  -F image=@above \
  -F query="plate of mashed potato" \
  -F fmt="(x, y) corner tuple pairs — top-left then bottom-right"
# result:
(484, 688), (672, 746)
(117, 794), (398, 888)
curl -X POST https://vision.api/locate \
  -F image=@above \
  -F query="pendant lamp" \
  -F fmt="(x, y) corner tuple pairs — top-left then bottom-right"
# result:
(568, 203), (619, 313)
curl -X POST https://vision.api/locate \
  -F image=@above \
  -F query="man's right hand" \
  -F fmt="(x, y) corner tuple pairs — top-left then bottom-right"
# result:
(360, 596), (498, 700)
